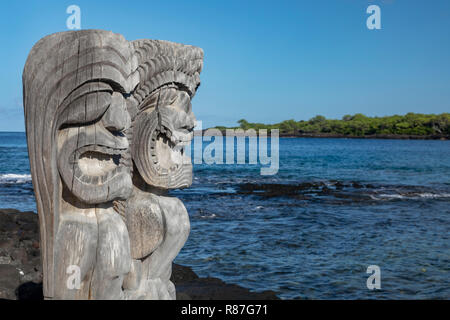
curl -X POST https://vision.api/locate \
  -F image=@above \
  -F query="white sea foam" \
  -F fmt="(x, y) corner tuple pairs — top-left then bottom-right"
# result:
(417, 192), (450, 199)
(0, 173), (32, 184)
(200, 213), (217, 219)
(376, 192), (450, 200)
(378, 194), (405, 199)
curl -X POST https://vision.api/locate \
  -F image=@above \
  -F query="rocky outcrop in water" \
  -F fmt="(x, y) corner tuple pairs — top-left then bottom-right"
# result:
(0, 209), (278, 300)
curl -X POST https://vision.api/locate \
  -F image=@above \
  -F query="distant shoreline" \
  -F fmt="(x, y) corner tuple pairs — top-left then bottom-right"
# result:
(200, 130), (449, 140)
(2, 131), (448, 140)
(207, 113), (450, 140)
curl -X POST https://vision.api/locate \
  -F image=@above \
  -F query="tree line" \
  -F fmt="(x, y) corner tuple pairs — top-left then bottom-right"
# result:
(215, 113), (450, 136)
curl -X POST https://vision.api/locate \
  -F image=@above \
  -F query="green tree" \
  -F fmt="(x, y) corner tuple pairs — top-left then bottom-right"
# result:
(237, 119), (250, 130)
(309, 115), (326, 124)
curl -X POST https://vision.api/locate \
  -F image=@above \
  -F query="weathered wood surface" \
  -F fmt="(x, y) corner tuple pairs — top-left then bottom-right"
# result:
(22, 30), (203, 299)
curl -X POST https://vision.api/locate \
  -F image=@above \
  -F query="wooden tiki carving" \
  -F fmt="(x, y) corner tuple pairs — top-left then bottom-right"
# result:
(22, 30), (203, 299)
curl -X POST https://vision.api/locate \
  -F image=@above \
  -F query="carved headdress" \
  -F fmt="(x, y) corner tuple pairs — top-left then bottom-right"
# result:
(129, 39), (203, 189)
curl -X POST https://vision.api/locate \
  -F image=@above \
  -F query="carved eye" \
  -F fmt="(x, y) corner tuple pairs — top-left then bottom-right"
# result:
(179, 124), (193, 132)
(106, 127), (126, 137)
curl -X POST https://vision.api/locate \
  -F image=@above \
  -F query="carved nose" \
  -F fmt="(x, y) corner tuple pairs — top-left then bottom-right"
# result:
(186, 113), (196, 131)
(101, 92), (131, 133)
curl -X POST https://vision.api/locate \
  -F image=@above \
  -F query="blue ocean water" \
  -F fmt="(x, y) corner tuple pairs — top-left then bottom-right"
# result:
(1, 132), (449, 299)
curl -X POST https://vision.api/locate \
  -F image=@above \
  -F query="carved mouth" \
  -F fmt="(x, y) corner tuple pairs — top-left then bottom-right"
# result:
(74, 145), (130, 183)
(78, 151), (121, 176)
(149, 130), (191, 175)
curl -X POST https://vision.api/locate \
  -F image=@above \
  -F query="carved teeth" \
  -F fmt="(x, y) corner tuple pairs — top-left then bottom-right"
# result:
(91, 176), (99, 185)
(172, 145), (183, 152)
(74, 144), (129, 183)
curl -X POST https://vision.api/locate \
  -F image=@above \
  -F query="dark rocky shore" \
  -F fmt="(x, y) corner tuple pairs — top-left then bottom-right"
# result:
(0, 208), (278, 300)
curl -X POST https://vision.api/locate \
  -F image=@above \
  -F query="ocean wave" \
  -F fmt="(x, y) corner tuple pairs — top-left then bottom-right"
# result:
(200, 213), (217, 219)
(372, 192), (450, 200)
(0, 174), (32, 184)
(230, 181), (450, 204)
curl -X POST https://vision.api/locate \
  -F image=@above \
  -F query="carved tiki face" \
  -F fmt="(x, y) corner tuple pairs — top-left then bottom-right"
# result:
(129, 40), (203, 190)
(132, 84), (196, 189)
(57, 84), (133, 204)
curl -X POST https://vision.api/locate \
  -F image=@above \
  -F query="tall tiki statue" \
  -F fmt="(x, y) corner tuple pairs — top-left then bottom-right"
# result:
(22, 30), (203, 299)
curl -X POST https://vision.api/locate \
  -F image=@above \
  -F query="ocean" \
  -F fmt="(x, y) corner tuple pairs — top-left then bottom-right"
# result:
(1, 132), (449, 299)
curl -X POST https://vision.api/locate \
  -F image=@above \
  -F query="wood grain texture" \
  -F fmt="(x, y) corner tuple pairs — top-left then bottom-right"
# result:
(23, 30), (203, 299)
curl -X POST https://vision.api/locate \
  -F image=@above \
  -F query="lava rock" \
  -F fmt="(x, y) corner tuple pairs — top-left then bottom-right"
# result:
(0, 208), (279, 300)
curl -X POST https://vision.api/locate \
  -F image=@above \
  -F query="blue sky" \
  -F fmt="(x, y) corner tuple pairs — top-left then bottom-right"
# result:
(0, 0), (449, 131)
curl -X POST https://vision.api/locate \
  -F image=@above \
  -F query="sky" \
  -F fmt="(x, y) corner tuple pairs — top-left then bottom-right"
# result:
(0, 0), (449, 131)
